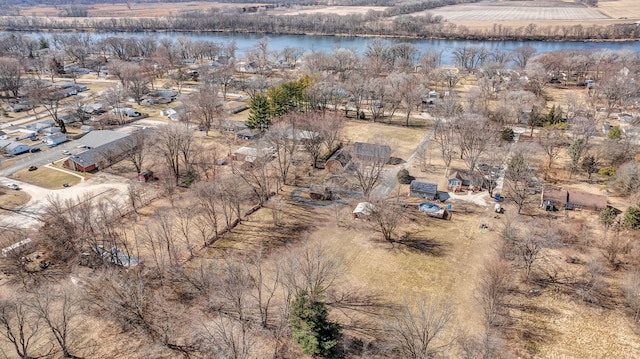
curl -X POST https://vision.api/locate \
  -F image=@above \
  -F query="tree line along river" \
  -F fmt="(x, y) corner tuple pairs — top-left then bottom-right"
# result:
(7, 31), (640, 66)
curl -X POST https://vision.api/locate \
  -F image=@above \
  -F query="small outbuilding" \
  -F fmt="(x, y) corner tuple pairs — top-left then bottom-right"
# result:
(325, 149), (351, 173)
(237, 128), (261, 140)
(353, 202), (373, 219)
(80, 125), (95, 133)
(231, 145), (275, 162)
(138, 170), (154, 183)
(409, 180), (438, 200)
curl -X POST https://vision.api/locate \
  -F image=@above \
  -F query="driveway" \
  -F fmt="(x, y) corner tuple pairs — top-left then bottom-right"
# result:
(0, 173), (132, 229)
(371, 113), (436, 198)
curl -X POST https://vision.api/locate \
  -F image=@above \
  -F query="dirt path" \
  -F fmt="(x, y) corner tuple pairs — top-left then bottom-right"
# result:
(0, 173), (131, 229)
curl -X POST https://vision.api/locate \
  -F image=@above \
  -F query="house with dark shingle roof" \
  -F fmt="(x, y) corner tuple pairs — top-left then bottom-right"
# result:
(353, 142), (391, 163)
(541, 188), (608, 212)
(63, 130), (138, 172)
(409, 180), (438, 200)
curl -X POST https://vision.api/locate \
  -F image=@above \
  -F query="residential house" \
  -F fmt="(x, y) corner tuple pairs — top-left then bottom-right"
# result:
(231, 145), (275, 162)
(40, 127), (62, 136)
(64, 130), (137, 172)
(447, 171), (482, 192)
(353, 142), (392, 163)
(42, 132), (67, 146)
(409, 180), (438, 200)
(223, 101), (248, 114)
(26, 120), (56, 133)
(0, 140), (29, 155)
(541, 188), (608, 212)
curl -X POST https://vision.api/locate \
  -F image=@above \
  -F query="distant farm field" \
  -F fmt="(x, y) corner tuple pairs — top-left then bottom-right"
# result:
(279, 6), (388, 16)
(18, 1), (252, 17)
(424, 1), (609, 21)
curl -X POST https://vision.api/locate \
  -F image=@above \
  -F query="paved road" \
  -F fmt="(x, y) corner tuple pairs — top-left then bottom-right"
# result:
(0, 141), (81, 178)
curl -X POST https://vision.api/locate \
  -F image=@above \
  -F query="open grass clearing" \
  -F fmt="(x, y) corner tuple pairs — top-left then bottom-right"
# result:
(0, 189), (30, 210)
(12, 166), (84, 189)
(341, 119), (429, 161)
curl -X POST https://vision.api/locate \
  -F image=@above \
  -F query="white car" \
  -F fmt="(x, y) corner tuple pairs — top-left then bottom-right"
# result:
(6, 184), (20, 190)
(62, 150), (72, 155)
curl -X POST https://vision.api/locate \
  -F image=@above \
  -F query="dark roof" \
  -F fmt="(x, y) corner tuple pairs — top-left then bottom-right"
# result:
(353, 142), (391, 161)
(410, 180), (438, 194)
(542, 188), (608, 209)
(69, 130), (136, 168)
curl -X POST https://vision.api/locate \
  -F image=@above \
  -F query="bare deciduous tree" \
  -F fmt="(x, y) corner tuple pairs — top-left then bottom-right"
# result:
(264, 118), (298, 186)
(188, 83), (222, 136)
(624, 268), (640, 321)
(385, 296), (454, 359)
(28, 286), (89, 359)
(433, 119), (457, 177)
(370, 198), (403, 243)
(280, 242), (344, 298)
(504, 148), (535, 214)
(350, 137), (391, 198)
(476, 259), (511, 328)
(0, 57), (22, 98)
(0, 295), (51, 359)
(199, 315), (255, 359)
(451, 113), (494, 173)
(153, 124), (196, 184)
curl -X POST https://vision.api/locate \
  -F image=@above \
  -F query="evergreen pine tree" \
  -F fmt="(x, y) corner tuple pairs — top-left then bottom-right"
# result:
(289, 290), (341, 357)
(246, 93), (270, 129)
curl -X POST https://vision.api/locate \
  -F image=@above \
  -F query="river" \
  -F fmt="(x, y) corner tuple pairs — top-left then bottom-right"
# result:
(10, 31), (640, 65)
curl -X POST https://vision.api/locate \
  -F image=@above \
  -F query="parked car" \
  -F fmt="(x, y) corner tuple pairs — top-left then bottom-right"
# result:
(6, 183), (20, 190)
(62, 150), (72, 155)
(29, 147), (41, 153)
(28, 166), (37, 171)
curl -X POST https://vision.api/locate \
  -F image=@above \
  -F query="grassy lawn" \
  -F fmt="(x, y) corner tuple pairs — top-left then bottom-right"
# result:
(0, 189), (31, 210)
(12, 166), (84, 189)
(342, 119), (429, 160)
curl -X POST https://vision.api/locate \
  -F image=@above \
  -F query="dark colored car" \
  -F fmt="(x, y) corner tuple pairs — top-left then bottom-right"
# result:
(29, 147), (41, 153)
(28, 166), (37, 171)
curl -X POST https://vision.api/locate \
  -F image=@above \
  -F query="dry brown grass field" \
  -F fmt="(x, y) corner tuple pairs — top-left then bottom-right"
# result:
(18, 1), (254, 17)
(0, 188), (30, 209)
(423, 0), (639, 31)
(14, 0), (640, 32)
(11, 165), (84, 189)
